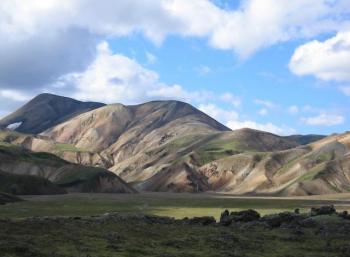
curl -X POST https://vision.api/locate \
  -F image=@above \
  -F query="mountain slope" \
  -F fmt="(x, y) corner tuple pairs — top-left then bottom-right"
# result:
(42, 100), (230, 152)
(0, 144), (135, 193)
(0, 93), (105, 134)
(199, 131), (350, 196)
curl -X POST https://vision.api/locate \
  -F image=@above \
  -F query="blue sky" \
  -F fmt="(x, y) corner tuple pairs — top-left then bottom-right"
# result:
(0, 0), (349, 135)
(108, 33), (350, 135)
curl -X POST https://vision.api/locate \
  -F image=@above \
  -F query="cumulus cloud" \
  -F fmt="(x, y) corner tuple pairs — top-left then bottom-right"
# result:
(290, 31), (350, 82)
(199, 103), (295, 135)
(54, 41), (227, 105)
(198, 103), (239, 121)
(1, 0), (349, 94)
(302, 113), (345, 126)
(0, 90), (32, 102)
(227, 120), (295, 136)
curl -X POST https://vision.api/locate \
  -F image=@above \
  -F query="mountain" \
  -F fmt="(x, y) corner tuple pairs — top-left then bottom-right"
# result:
(2, 93), (349, 196)
(0, 143), (135, 194)
(39, 98), (297, 192)
(42, 100), (230, 152)
(0, 93), (105, 134)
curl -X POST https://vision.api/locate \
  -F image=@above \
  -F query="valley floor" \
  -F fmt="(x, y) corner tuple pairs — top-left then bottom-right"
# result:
(1, 192), (350, 219)
(2, 193), (350, 257)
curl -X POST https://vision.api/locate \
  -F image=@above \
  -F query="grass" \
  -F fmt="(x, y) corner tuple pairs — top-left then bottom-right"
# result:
(1, 193), (350, 219)
(55, 143), (88, 153)
(296, 163), (325, 183)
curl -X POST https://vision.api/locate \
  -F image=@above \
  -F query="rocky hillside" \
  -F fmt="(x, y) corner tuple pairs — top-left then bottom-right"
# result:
(0, 93), (105, 134)
(199, 131), (350, 196)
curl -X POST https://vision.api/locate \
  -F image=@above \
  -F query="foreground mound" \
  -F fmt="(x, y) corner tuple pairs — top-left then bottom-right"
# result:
(0, 170), (65, 195)
(0, 192), (21, 205)
(0, 144), (135, 194)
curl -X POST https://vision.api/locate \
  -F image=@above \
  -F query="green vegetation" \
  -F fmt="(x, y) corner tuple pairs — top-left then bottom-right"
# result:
(54, 166), (107, 186)
(1, 194), (350, 257)
(0, 144), (67, 167)
(0, 171), (66, 195)
(55, 143), (88, 153)
(296, 164), (325, 183)
(2, 215), (350, 257)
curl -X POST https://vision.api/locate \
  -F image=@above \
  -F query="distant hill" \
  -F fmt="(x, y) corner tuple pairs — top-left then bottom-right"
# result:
(284, 134), (326, 145)
(0, 93), (105, 134)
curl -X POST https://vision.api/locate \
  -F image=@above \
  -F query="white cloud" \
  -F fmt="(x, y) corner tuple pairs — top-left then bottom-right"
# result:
(290, 31), (350, 82)
(339, 86), (350, 96)
(258, 108), (268, 116)
(146, 52), (157, 64)
(302, 113), (345, 126)
(220, 92), (241, 107)
(55, 41), (234, 106)
(199, 103), (295, 135)
(227, 120), (295, 136)
(198, 103), (239, 121)
(0, 90), (32, 102)
(288, 105), (299, 115)
(254, 99), (277, 109)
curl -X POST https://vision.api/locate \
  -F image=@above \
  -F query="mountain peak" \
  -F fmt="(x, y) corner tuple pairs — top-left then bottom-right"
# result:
(0, 93), (105, 134)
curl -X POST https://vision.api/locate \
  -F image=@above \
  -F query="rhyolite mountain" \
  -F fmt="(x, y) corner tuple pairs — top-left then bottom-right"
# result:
(0, 93), (105, 134)
(1, 93), (348, 196)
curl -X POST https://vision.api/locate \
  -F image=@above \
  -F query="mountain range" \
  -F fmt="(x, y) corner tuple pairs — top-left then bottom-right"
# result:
(1, 93), (349, 196)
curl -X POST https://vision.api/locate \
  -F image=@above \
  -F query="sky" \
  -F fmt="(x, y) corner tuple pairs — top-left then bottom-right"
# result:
(0, 0), (350, 136)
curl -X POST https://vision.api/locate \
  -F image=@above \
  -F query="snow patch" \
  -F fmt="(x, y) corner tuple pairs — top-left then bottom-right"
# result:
(6, 122), (22, 130)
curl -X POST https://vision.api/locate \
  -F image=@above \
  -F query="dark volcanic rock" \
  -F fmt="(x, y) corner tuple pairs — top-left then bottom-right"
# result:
(185, 216), (216, 226)
(261, 212), (305, 228)
(219, 209), (260, 226)
(311, 205), (336, 216)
